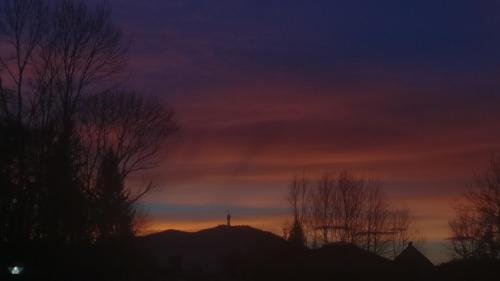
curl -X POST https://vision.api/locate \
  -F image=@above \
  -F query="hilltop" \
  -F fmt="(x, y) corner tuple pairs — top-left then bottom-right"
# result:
(137, 225), (408, 280)
(139, 225), (296, 272)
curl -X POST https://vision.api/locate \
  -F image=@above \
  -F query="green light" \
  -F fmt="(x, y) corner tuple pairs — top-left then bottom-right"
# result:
(8, 266), (23, 275)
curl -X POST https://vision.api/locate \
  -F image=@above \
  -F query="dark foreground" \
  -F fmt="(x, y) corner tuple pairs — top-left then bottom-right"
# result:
(1, 226), (499, 281)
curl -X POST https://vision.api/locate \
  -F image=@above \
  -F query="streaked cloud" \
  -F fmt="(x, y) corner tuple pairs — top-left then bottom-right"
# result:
(104, 0), (500, 263)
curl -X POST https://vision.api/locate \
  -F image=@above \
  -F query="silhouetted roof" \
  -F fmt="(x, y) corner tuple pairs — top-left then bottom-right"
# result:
(313, 242), (393, 270)
(394, 242), (434, 270)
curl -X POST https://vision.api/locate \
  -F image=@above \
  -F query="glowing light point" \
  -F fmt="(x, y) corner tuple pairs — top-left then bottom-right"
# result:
(8, 266), (23, 275)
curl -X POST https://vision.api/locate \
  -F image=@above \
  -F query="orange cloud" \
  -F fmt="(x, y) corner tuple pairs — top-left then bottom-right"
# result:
(129, 64), (500, 264)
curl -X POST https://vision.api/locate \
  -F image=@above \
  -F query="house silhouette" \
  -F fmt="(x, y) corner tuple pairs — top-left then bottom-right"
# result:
(394, 242), (434, 281)
(394, 242), (433, 269)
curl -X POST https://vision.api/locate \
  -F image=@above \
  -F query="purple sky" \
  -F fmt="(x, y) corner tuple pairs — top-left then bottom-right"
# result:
(102, 0), (500, 263)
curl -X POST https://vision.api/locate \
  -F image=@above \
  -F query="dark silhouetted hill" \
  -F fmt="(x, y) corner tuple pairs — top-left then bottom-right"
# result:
(139, 225), (296, 273)
(138, 226), (404, 280)
(9, 226), (494, 281)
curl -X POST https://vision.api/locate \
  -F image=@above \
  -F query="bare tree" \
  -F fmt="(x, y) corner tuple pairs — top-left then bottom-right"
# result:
(309, 174), (334, 245)
(79, 90), (177, 203)
(286, 171), (414, 257)
(32, 0), (126, 128)
(0, 0), (48, 242)
(286, 174), (308, 247)
(361, 181), (389, 255)
(388, 208), (412, 258)
(0, 0), (46, 121)
(32, 0), (128, 242)
(288, 174), (308, 223)
(0, 0), (176, 242)
(449, 156), (500, 259)
(332, 171), (366, 243)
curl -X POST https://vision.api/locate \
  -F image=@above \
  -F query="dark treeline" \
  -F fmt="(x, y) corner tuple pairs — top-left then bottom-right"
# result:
(0, 0), (176, 244)
(283, 172), (414, 258)
(0, 1), (500, 281)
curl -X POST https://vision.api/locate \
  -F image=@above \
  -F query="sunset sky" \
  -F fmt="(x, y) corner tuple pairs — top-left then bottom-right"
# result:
(105, 0), (500, 263)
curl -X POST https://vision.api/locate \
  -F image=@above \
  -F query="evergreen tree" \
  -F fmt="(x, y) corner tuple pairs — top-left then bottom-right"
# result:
(93, 150), (134, 240)
(287, 217), (306, 248)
